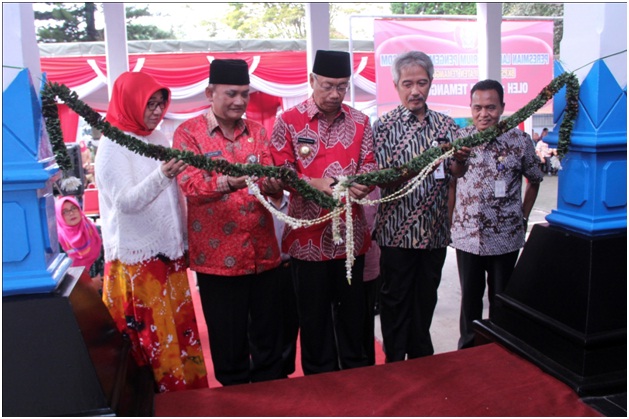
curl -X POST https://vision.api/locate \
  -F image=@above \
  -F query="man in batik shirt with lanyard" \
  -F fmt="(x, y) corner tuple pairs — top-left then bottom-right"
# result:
(451, 79), (542, 350)
(270, 50), (377, 375)
(373, 51), (470, 362)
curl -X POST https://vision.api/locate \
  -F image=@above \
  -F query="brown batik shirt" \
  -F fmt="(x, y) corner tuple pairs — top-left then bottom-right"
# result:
(450, 125), (544, 256)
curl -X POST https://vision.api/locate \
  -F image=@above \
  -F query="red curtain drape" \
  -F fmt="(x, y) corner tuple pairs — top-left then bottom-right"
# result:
(247, 92), (283, 134)
(40, 50), (376, 130)
(40, 51), (375, 89)
(57, 103), (79, 143)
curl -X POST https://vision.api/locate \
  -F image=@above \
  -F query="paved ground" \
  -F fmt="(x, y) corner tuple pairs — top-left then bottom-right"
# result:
(374, 174), (559, 355)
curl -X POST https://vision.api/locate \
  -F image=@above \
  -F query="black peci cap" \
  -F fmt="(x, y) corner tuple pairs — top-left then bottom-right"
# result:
(312, 50), (351, 78)
(209, 59), (250, 85)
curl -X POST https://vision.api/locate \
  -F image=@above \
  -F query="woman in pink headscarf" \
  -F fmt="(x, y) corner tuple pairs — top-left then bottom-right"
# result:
(55, 195), (104, 281)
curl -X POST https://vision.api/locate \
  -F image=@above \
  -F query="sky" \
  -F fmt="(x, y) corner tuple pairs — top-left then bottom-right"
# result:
(136, 3), (235, 39)
(34, 3), (392, 41)
(138, 3), (392, 40)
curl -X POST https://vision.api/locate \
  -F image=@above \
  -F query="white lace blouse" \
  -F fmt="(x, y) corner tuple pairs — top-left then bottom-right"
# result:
(94, 130), (187, 264)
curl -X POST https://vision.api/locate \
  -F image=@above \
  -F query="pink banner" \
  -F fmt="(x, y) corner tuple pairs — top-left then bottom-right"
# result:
(374, 19), (554, 119)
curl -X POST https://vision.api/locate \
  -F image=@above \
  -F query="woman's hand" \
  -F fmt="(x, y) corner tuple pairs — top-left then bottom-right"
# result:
(162, 158), (188, 179)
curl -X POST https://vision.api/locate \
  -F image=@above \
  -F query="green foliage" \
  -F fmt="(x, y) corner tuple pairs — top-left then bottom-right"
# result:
(34, 3), (174, 43)
(125, 5), (174, 40)
(35, 3), (99, 42)
(198, 20), (219, 38)
(224, 3), (306, 39)
(390, 3), (476, 15)
(42, 72), (578, 210)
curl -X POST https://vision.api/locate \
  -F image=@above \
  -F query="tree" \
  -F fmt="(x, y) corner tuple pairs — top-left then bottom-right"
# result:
(330, 4), (390, 39)
(390, 3), (476, 16)
(197, 20), (219, 38)
(84, 2), (98, 41)
(34, 3), (174, 43)
(223, 3), (386, 40)
(224, 3), (306, 39)
(125, 6), (175, 41)
(35, 3), (100, 43)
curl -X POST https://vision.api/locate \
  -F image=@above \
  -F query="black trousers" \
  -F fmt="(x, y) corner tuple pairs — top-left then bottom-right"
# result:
(363, 275), (381, 366)
(290, 256), (369, 375)
(197, 269), (285, 386)
(278, 261), (299, 376)
(455, 249), (520, 349)
(379, 246), (447, 362)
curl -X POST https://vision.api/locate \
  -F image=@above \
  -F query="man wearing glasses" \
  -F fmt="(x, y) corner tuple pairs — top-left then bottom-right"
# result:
(270, 50), (377, 375)
(372, 51), (470, 363)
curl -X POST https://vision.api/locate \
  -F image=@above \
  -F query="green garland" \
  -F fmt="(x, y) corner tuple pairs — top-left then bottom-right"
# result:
(352, 72), (580, 185)
(42, 72), (579, 210)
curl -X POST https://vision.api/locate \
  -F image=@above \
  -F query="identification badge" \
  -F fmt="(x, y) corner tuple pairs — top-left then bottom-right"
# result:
(434, 162), (445, 179)
(495, 180), (506, 198)
(205, 150), (222, 158)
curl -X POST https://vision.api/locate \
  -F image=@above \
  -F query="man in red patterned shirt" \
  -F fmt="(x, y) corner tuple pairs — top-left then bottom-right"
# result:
(173, 59), (285, 386)
(270, 50), (378, 375)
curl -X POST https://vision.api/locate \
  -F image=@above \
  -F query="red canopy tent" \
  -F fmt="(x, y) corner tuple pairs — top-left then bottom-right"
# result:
(39, 40), (377, 142)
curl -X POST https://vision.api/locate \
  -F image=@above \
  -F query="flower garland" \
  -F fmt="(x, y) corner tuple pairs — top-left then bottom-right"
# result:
(41, 73), (579, 284)
(41, 71), (580, 211)
(247, 176), (358, 283)
(331, 175), (349, 245)
(41, 72), (580, 284)
(246, 178), (344, 230)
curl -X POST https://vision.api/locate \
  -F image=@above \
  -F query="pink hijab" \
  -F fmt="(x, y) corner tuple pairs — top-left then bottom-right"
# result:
(55, 196), (102, 269)
(105, 71), (171, 137)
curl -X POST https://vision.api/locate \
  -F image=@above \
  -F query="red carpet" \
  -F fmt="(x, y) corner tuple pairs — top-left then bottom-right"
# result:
(156, 272), (602, 416)
(156, 342), (601, 417)
(188, 270), (386, 388)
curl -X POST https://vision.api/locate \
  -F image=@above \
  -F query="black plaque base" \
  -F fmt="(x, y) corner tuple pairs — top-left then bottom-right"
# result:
(2, 268), (154, 416)
(475, 223), (626, 397)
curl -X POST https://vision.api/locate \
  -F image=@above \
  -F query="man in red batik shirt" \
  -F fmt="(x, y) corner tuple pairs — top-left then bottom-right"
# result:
(270, 50), (378, 375)
(173, 59), (285, 386)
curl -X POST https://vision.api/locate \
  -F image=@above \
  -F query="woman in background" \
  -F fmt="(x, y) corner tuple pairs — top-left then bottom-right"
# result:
(55, 195), (104, 285)
(95, 71), (207, 392)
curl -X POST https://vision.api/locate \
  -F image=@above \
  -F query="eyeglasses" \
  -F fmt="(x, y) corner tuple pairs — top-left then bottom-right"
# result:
(147, 101), (167, 111)
(62, 207), (79, 216)
(313, 74), (350, 94)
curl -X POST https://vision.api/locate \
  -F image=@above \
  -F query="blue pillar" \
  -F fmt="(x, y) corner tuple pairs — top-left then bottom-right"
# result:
(474, 6), (626, 400)
(2, 68), (154, 416)
(3, 4), (154, 412)
(2, 68), (71, 296)
(546, 60), (627, 235)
